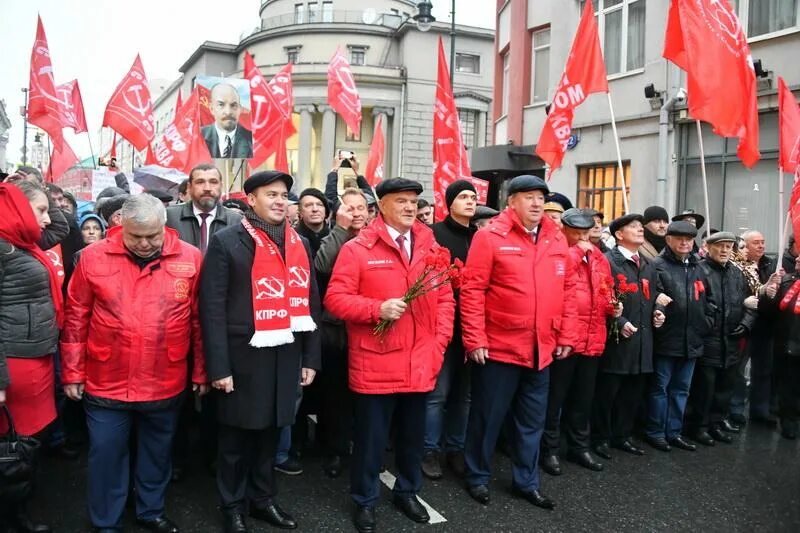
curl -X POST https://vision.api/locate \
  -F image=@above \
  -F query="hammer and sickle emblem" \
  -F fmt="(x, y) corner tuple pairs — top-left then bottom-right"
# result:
(255, 277), (285, 299)
(123, 83), (150, 117)
(288, 266), (310, 289)
(46, 249), (63, 268)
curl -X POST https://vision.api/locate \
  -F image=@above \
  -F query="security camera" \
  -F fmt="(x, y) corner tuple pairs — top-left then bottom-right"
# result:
(675, 88), (687, 101)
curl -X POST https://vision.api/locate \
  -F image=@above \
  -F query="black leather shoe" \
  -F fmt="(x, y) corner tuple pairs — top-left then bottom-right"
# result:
(222, 512), (248, 533)
(353, 506), (376, 533)
(720, 419), (741, 433)
(645, 436), (671, 452)
(323, 454), (342, 478)
(567, 451), (603, 472)
(135, 516), (179, 533)
(728, 413), (747, 427)
(669, 435), (697, 451)
(709, 426), (734, 443)
(467, 484), (490, 505)
(540, 454), (562, 476)
(421, 450), (442, 480)
(511, 486), (555, 510)
(593, 441), (612, 460)
(392, 494), (430, 523)
(612, 439), (645, 456)
(690, 431), (716, 447)
(250, 502), (297, 529)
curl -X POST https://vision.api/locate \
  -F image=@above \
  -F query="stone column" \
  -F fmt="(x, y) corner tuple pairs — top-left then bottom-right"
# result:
(319, 105), (336, 183)
(372, 106), (394, 179)
(295, 104), (315, 192)
(476, 110), (488, 148)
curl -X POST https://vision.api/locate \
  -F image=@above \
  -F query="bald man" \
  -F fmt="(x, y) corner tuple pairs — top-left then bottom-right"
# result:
(201, 83), (254, 159)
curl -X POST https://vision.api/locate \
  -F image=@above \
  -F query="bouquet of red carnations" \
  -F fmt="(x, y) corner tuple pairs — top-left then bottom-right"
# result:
(601, 273), (639, 343)
(373, 247), (463, 337)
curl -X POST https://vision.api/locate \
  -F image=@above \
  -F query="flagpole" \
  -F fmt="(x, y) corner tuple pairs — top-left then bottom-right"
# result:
(86, 133), (97, 169)
(695, 120), (712, 232)
(778, 167), (785, 271)
(606, 94), (630, 214)
(776, 208), (791, 274)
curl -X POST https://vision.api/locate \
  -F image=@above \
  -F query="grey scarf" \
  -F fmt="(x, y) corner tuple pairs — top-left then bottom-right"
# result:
(245, 209), (286, 258)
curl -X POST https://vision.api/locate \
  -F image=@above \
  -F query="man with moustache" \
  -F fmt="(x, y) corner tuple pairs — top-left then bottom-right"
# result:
(200, 171), (321, 532)
(201, 83), (254, 159)
(639, 206), (670, 261)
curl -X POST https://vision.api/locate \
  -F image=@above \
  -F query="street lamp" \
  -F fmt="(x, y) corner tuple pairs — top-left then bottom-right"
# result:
(414, 1), (435, 32)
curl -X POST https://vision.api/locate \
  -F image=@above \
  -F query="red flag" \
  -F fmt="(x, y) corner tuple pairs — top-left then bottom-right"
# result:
(175, 89), (183, 115)
(102, 54), (155, 151)
(365, 116), (385, 187)
(274, 123), (290, 174)
(779, 77), (800, 175)
(535, 1), (608, 175)
(327, 48), (362, 135)
(54, 79), (88, 134)
(145, 145), (157, 166)
(27, 16), (64, 151)
(791, 179), (800, 252)
(149, 88), (213, 175)
(45, 139), (78, 183)
(663, 0), (760, 167)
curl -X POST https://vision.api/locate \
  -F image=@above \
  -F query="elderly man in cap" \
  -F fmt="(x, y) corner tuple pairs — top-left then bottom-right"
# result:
(423, 180), (478, 480)
(541, 209), (617, 476)
(645, 221), (714, 452)
(592, 213), (663, 460)
(686, 232), (757, 446)
(581, 208), (609, 253)
(325, 178), (455, 533)
(542, 192), (572, 229)
(460, 175), (577, 509)
(472, 205), (499, 229)
(640, 206), (670, 261)
(200, 170), (321, 533)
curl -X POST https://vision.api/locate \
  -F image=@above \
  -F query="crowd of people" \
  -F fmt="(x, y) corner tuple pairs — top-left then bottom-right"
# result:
(0, 157), (798, 533)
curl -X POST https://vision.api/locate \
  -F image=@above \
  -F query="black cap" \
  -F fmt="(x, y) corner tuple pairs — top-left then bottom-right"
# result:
(672, 209), (705, 230)
(705, 231), (736, 245)
(561, 208), (595, 229)
(580, 207), (603, 220)
(298, 187), (330, 218)
(643, 205), (670, 224)
(98, 194), (130, 222)
(543, 192), (573, 212)
(445, 179), (477, 208)
(609, 213), (644, 236)
(145, 189), (174, 204)
(507, 175), (549, 196)
(472, 205), (499, 221)
(667, 220), (698, 238)
(244, 171), (294, 195)
(364, 191), (378, 207)
(375, 178), (423, 199)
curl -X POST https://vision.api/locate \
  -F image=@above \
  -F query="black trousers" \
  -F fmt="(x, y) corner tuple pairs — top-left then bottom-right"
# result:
(687, 364), (738, 431)
(592, 372), (646, 445)
(775, 354), (800, 432)
(350, 392), (426, 507)
(542, 355), (599, 454)
(216, 424), (279, 514)
(317, 324), (352, 456)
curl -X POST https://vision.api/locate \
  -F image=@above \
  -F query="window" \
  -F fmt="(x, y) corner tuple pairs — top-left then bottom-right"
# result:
(345, 122), (361, 142)
(730, 0), (799, 38)
(294, 3), (305, 24)
(577, 162), (632, 220)
(531, 28), (550, 104)
(285, 46), (301, 64)
(349, 46), (367, 66)
(308, 2), (319, 22)
(501, 52), (510, 116)
(455, 53), (480, 74)
(584, 0), (645, 75)
(322, 1), (333, 22)
(458, 109), (477, 149)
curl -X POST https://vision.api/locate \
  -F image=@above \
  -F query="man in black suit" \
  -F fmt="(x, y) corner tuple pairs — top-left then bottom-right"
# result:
(202, 83), (254, 159)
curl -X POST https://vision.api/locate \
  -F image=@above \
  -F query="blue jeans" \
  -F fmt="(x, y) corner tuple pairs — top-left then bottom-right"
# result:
(275, 426), (291, 464)
(424, 342), (470, 453)
(646, 356), (697, 441)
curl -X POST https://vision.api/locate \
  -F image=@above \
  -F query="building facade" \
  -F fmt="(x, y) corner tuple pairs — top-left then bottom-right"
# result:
(0, 99), (11, 172)
(149, 0), (495, 196)
(483, 0), (800, 252)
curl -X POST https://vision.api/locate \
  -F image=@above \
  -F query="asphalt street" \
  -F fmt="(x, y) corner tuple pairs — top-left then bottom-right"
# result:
(32, 422), (800, 532)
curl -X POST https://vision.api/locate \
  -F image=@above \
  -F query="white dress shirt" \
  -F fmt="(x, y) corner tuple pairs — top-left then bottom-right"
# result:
(216, 126), (238, 156)
(617, 245), (639, 264)
(386, 225), (412, 259)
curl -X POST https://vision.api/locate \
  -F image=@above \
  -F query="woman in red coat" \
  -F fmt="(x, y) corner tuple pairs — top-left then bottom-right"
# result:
(0, 180), (63, 532)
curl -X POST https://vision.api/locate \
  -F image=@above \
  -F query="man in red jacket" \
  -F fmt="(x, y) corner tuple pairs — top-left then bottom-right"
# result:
(325, 178), (455, 533)
(541, 209), (617, 477)
(61, 194), (208, 533)
(460, 175), (577, 510)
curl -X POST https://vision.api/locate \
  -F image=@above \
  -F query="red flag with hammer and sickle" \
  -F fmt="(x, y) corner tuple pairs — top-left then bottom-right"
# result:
(102, 54), (155, 151)
(27, 16), (64, 151)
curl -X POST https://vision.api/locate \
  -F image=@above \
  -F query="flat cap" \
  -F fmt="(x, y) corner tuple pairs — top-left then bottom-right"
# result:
(507, 175), (549, 196)
(543, 191), (572, 212)
(472, 205), (499, 221)
(375, 177), (423, 199)
(287, 192), (299, 205)
(561, 208), (595, 229)
(667, 220), (698, 238)
(244, 171), (294, 195)
(672, 209), (705, 230)
(609, 213), (644, 236)
(363, 191), (378, 206)
(580, 207), (604, 220)
(705, 231), (736, 245)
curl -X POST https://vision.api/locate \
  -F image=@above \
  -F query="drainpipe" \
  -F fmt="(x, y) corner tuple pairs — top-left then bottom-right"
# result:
(656, 87), (686, 207)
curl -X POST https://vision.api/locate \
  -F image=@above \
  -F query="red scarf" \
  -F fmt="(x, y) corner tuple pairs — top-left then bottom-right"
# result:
(779, 280), (800, 315)
(241, 217), (316, 347)
(0, 184), (64, 327)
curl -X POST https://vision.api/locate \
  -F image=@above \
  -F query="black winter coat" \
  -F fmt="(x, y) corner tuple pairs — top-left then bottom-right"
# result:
(699, 258), (756, 368)
(759, 272), (800, 356)
(601, 247), (657, 374)
(652, 246), (713, 359)
(165, 202), (242, 250)
(199, 224), (322, 430)
(296, 221), (330, 258)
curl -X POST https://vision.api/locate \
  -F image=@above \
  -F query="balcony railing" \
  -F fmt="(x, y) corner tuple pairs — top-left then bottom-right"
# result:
(257, 9), (407, 32)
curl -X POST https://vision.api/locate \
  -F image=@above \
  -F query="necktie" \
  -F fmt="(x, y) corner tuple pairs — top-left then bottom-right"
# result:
(199, 213), (210, 254)
(396, 235), (410, 265)
(223, 134), (232, 158)
(632, 254), (640, 269)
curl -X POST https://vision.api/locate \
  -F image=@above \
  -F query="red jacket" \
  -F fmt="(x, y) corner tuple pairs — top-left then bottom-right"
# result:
(460, 209), (578, 370)
(61, 226), (206, 402)
(567, 244), (614, 356)
(324, 217), (455, 394)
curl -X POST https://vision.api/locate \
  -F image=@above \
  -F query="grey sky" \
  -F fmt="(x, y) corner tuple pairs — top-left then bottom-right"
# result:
(0, 1), (495, 168)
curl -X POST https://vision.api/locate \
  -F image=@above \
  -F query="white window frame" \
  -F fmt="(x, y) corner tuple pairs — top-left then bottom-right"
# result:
(294, 3), (305, 24)
(455, 53), (481, 75)
(348, 45), (368, 66)
(285, 45), (302, 64)
(586, 0), (646, 76)
(322, 1), (333, 23)
(732, 0), (800, 42)
(308, 1), (320, 23)
(531, 27), (550, 105)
